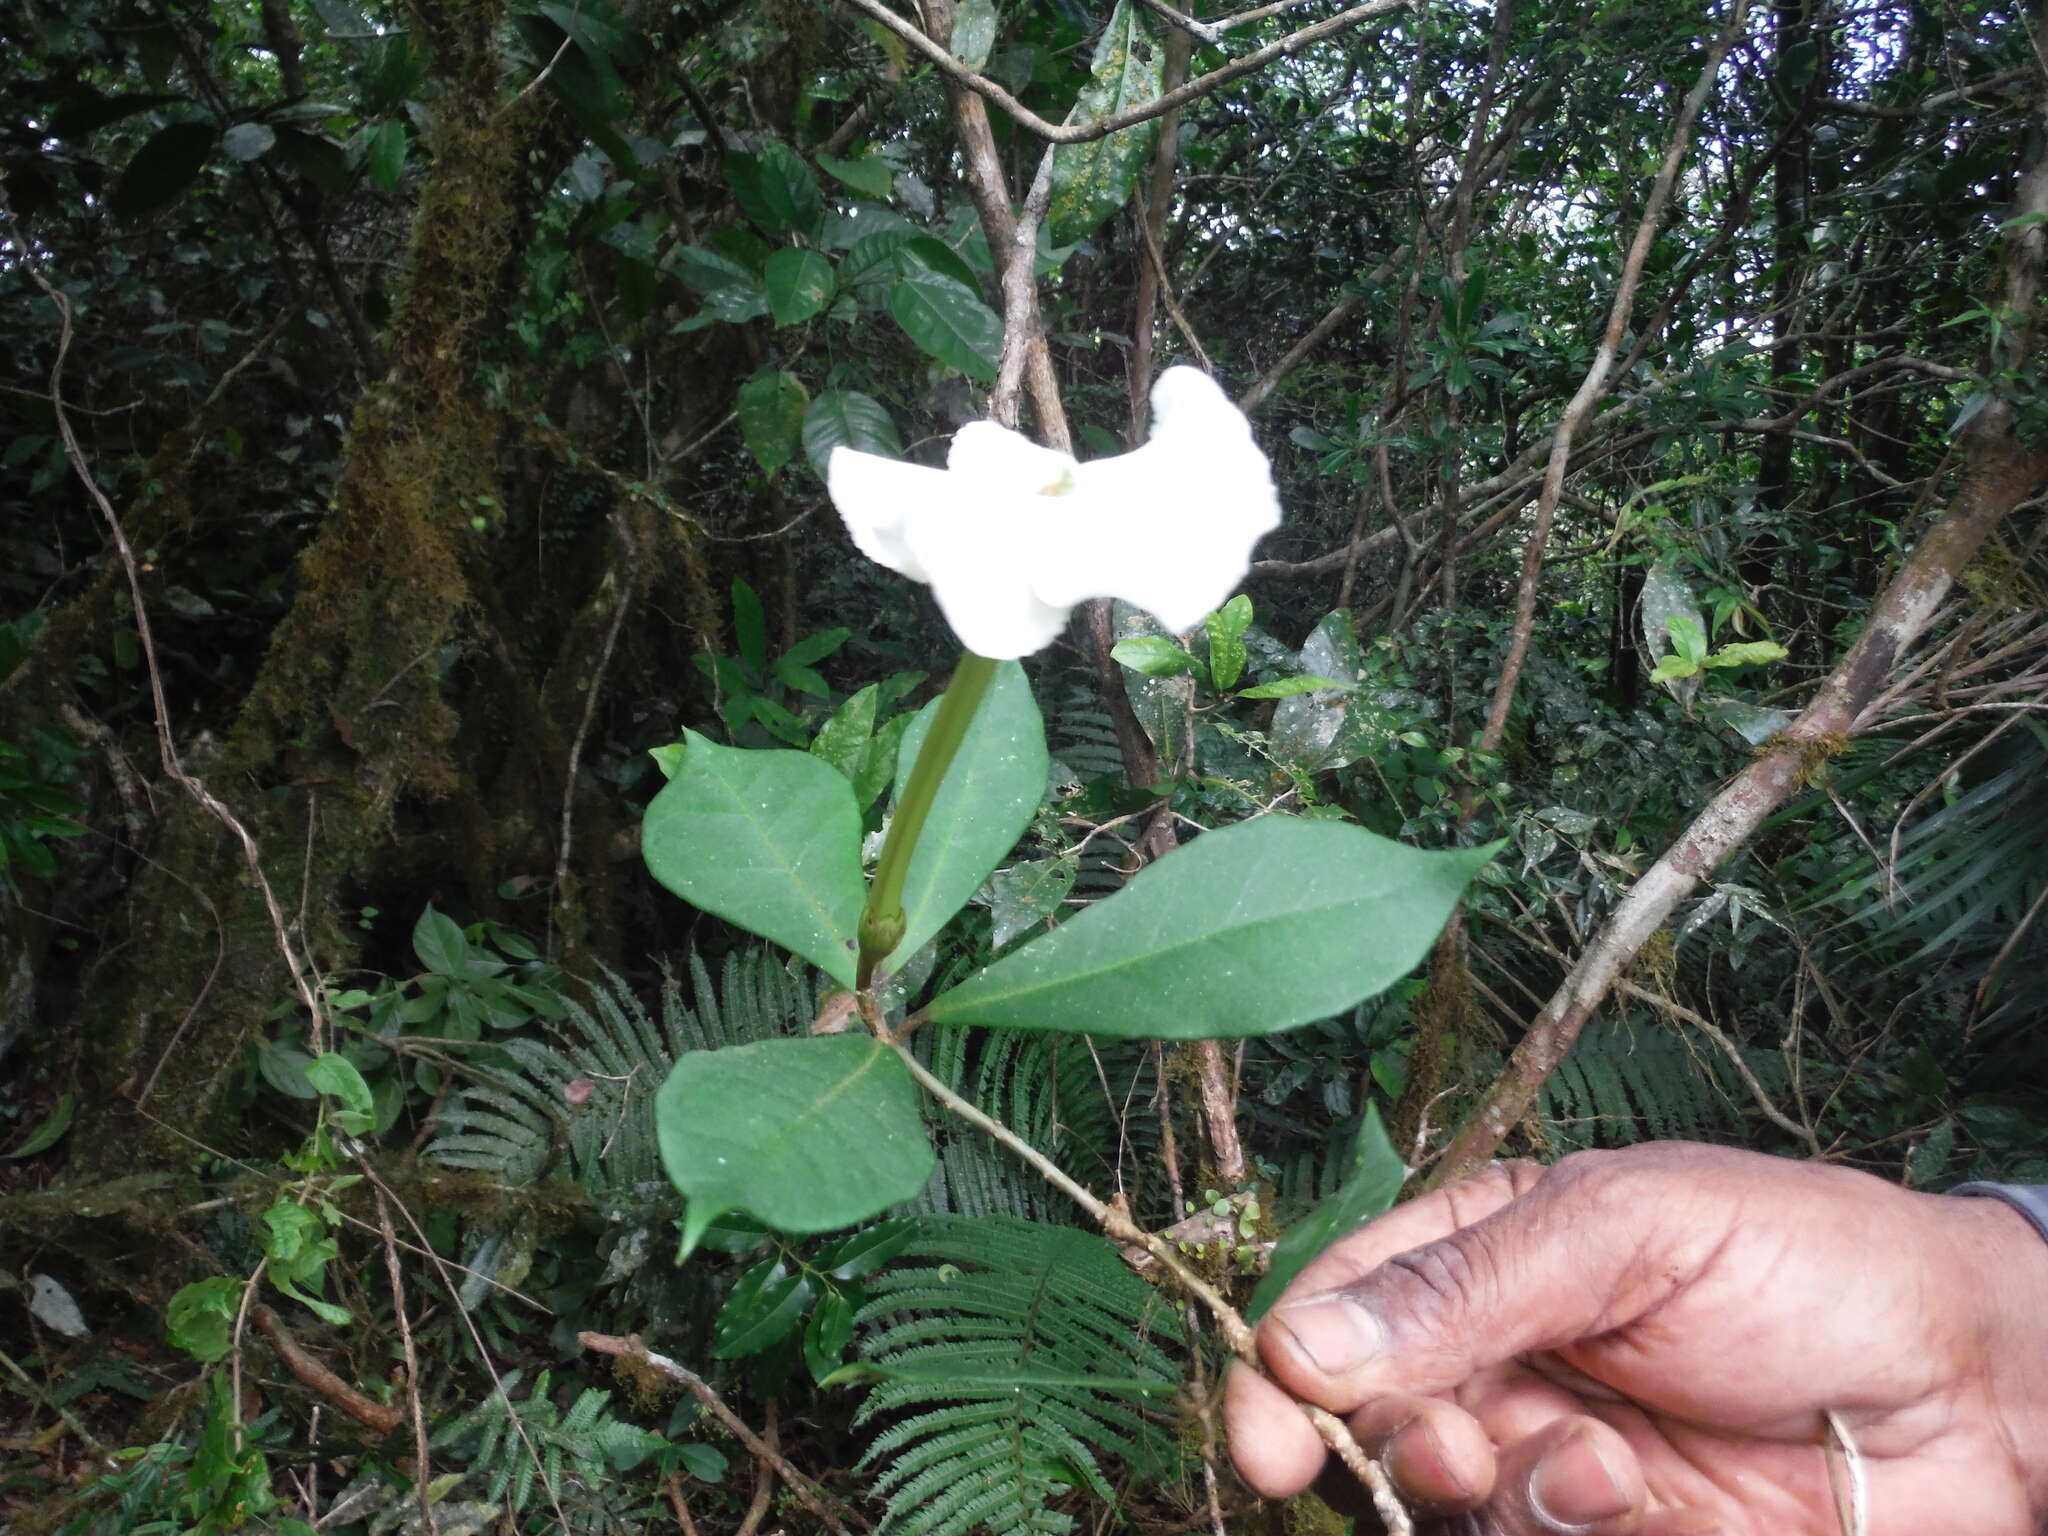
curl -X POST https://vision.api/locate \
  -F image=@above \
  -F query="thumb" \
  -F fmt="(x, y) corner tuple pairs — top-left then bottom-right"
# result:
(1259, 1152), (1699, 1410)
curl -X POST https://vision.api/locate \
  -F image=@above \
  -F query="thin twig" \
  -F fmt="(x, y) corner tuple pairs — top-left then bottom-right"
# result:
(835, 0), (1410, 145)
(372, 1186), (438, 1535)
(578, 1334), (866, 1534)
(552, 511), (638, 953)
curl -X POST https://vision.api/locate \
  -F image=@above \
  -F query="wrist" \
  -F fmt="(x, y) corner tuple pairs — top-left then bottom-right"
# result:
(1948, 1191), (2048, 1520)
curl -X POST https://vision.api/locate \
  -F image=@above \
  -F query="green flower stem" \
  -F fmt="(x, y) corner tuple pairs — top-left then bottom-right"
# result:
(858, 650), (998, 988)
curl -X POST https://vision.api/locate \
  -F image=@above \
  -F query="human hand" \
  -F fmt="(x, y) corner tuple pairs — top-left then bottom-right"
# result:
(1225, 1142), (2048, 1534)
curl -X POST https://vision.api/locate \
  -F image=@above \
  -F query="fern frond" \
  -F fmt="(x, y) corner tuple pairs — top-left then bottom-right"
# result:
(855, 1215), (1182, 1536)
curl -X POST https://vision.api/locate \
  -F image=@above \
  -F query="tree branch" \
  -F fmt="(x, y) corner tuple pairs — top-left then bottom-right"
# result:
(837, 0), (1410, 145)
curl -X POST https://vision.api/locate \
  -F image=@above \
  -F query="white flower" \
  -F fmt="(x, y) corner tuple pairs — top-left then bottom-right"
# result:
(826, 366), (1281, 659)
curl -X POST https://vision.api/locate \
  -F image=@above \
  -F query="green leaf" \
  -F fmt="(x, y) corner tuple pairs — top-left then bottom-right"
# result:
(736, 370), (808, 477)
(928, 818), (1501, 1039)
(1111, 634), (1196, 678)
(304, 1053), (376, 1132)
(889, 271), (1002, 382)
(726, 140), (823, 240)
(658, 1035), (937, 1256)
(886, 661), (1047, 971)
(817, 1219), (915, 1279)
(713, 1258), (814, 1357)
(783, 627), (853, 667)
(3, 1094), (74, 1159)
(365, 118), (406, 190)
(951, 0), (999, 67)
(1047, 1), (1164, 245)
(1701, 640), (1789, 670)
(412, 904), (476, 978)
(167, 1276), (243, 1362)
(220, 122), (276, 161)
(818, 150), (895, 200)
(1246, 1104), (1406, 1320)
(1205, 594), (1253, 691)
(641, 731), (866, 986)
(677, 1443), (729, 1481)
(111, 121), (217, 219)
(855, 712), (913, 809)
(811, 683), (879, 779)
(989, 857), (1077, 947)
(802, 390), (905, 477)
(1647, 655), (1700, 684)
(893, 236), (982, 292)
(673, 246), (769, 325)
(1238, 674), (1349, 699)
(805, 1288), (857, 1381)
(1664, 613), (1708, 665)
(732, 577), (768, 669)
(764, 248), (836, 326)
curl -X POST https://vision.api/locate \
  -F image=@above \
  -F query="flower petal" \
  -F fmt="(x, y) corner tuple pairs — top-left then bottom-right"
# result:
(900, 489), (1075, 658)
(947, 420), (1080, 496)
(1033, 366), (1279, 632)
(826, 446), (947, 583)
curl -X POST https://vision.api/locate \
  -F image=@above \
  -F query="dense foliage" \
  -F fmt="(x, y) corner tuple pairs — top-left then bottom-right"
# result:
(2, 0), (2044, 1530)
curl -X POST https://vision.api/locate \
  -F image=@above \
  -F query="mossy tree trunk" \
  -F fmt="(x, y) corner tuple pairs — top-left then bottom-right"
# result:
(76, 0), (539, 1171)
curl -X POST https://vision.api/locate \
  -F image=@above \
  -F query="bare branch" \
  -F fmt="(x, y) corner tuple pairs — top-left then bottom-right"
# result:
(835, 0), (1410, 145)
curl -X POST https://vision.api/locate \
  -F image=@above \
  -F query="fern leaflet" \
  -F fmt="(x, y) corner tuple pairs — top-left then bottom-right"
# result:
(855, 1215), (1183, 1536)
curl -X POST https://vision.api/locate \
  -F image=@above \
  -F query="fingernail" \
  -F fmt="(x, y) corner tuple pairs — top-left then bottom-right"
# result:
(1272, 1296), (1382, 1375)
(1528, 1427), (1632, 1529)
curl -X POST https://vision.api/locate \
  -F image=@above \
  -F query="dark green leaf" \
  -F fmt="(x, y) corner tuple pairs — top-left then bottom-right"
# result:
(726, 141), (823, 240)
(713, 1258), (814, 1357)
(886, 661), (1048, 971)
(269, 126), (349, 190)
(951, 0), (999, 68)
(817, 1219), (915, 1279)
(220, 122), (275, 161)
(736, 370), (808, 477)
(659, 1036), (936, 1255)
(802, 390), (904, 477)
(805, 1288), (857, 1381)
(888, 272), (1001, 382)
(764, 248), (836, 325)
(1047, 1), (1164, 244)
(928, 818), (1501, 1039)
(365, 119), (406, 190)
(818, 151), (895, 200)
(3, 1094), (74, 1159)
(732, 577), (768, 669)
(412, 905), (474, 978)
(640, 730), (865, 987)
(1246, 1104), (1406, 1319)
(111, 122), (217, 219)
(676, 1443), (728, 1482)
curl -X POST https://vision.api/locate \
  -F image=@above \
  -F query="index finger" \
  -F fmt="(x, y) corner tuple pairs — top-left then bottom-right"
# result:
(1268, 1160), (1546, 1309)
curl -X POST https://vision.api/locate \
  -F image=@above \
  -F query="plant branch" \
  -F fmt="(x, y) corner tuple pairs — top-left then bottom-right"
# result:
(1476, 0), (1751, 755)
(578, 1333), (865, 1534)
(836, 0), (1410, 145)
